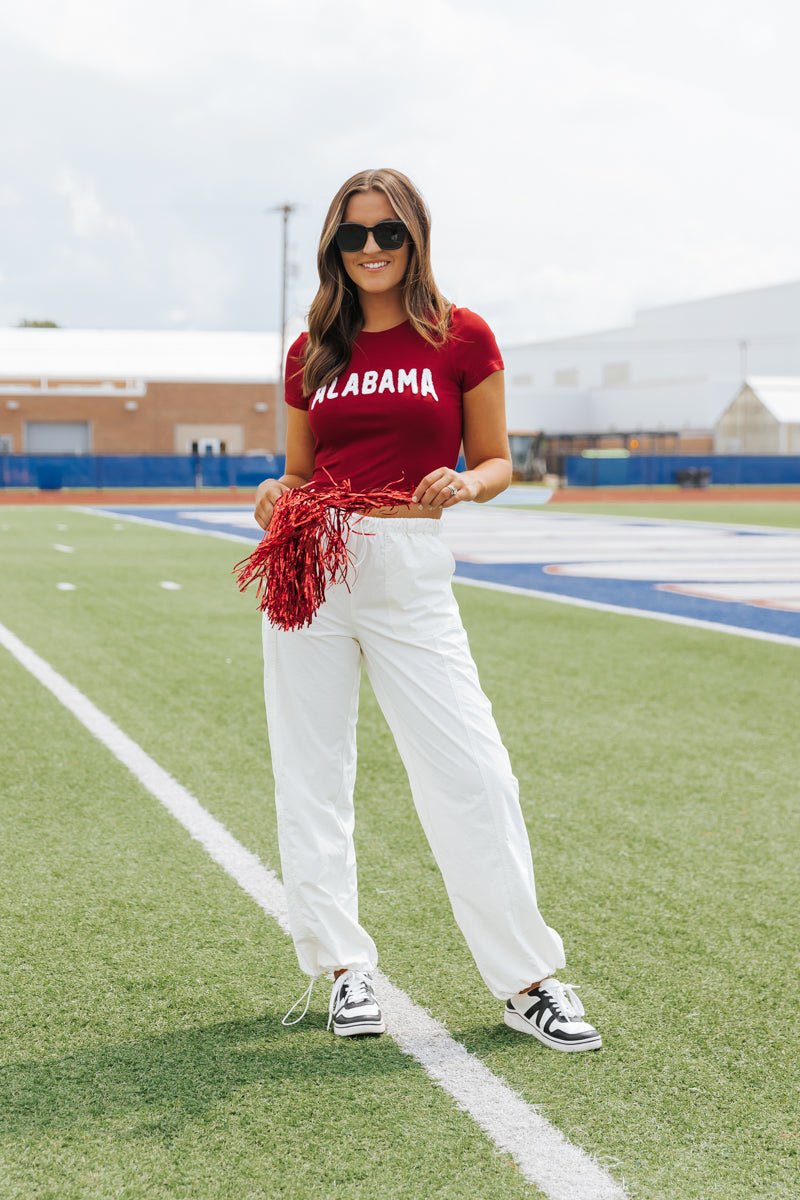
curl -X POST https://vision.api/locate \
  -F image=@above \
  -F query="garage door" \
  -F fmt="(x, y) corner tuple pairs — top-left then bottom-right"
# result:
(25, 422), (91, 452)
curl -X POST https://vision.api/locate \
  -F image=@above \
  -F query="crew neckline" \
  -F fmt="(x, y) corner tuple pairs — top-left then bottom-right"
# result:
(358, 318), (410, 335)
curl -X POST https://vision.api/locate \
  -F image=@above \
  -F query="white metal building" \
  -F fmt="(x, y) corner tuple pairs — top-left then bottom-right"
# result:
(715, 378), (800, 454)
(502, 279), (800, 450)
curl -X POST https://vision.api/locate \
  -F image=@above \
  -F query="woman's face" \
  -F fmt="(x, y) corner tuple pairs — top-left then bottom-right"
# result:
(338, 189), (410, 299)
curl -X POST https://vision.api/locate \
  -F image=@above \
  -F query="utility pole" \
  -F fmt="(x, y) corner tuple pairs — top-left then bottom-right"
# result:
(266, 202), (300, 454)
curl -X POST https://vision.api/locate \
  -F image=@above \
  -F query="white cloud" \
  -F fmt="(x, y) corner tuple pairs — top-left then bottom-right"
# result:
(0, 183), (21, 207)
(166, 237), (237, 326)
(55, 168), (136, 239)
(0, 0), (798, 338)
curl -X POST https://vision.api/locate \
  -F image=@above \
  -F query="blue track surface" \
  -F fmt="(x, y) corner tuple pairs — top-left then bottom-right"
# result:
(452, 560), (800, 639)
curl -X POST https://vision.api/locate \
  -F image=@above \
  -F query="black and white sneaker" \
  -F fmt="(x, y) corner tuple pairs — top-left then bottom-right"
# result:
(504, 976), (602, 1052)
(327, 970), (386, 1037)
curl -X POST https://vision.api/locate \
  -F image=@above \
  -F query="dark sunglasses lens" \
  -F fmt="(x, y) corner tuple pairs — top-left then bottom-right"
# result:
(335, 224), (367, 252)
(375, 221), (407, 249)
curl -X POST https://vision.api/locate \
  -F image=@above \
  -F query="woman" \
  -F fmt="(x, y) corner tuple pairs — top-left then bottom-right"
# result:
(254, 168), (602, 1052)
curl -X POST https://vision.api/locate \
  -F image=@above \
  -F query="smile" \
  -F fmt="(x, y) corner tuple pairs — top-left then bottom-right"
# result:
(360, 261), (389, 271)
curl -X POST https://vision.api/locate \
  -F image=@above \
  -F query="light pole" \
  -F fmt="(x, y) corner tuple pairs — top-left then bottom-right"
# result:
(267, 202), (300, 455)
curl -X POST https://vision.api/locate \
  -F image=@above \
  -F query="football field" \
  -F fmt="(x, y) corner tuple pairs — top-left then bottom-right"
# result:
(1, 501), (798, 1199)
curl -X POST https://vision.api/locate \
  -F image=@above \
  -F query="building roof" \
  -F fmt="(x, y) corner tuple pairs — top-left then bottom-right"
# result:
(638, 277), (800, 318)
(503, 278), (800, 353)
(0, 326), (296, 383)
(745, 376), (800, 424)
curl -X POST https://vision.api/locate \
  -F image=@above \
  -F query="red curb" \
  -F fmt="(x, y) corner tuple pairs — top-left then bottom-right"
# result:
(0, 488), (255, 506)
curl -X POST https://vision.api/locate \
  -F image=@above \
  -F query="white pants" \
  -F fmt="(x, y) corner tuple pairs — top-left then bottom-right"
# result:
(261, 514), (566, 1001)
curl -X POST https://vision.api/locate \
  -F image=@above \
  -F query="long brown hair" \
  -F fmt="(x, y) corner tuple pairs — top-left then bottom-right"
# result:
(294, 168), (453, 397)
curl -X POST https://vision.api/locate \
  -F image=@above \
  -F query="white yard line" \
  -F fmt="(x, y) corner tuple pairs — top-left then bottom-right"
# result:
(0, 618), (626, 1200)
(80, 507), (800, 647)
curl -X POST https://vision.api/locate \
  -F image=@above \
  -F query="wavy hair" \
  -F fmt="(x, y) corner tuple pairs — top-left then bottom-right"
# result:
(294, 168), (453, 397)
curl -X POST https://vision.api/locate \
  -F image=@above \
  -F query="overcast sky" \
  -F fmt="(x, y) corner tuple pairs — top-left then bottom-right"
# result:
(0, 0), (798, 344)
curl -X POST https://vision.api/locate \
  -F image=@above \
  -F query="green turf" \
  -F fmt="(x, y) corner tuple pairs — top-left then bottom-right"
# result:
(0, 572), (542, 1199)
(1, 506), (798, 1199)
(532, 502), (800, 528)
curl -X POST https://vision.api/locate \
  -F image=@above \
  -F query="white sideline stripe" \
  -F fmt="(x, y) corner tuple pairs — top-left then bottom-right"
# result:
(0, 618), (626, 1200)
(81, 507), (800, 647)
(75, 506), (255, 545)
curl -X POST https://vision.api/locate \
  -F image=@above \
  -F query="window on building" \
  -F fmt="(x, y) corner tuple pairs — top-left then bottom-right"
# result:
(511, 373), (533, 387)
(554, 368), (578, 387)
(603, 362), (630, 386)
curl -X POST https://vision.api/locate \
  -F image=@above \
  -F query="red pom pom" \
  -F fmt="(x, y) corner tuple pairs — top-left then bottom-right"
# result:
(233, 476), (413, 630)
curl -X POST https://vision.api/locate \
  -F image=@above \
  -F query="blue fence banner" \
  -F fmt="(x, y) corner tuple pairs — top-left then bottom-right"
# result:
(4, 452), (797, 490)
(565, 454), (800, 487)
(0, 454), (287, 490)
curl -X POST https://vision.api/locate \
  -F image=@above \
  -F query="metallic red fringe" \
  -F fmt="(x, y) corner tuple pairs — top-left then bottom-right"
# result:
(233, 479), (414, 630)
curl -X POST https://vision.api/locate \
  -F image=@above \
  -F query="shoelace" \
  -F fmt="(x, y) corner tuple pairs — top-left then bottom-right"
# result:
(281, 977), (317, 1027)
(537, 978), (585, 1021)
(326, 970), (374, 1031)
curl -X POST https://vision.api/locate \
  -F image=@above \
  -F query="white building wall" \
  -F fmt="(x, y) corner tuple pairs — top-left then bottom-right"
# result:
(503, 280), (800, 436)
(593, 379), (739, 434)
(504, 376), (591, 434)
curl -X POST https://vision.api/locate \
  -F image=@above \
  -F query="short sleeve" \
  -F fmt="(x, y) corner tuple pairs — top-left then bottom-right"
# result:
(283, 332), (309, 409)
(455, 308), (505, 393)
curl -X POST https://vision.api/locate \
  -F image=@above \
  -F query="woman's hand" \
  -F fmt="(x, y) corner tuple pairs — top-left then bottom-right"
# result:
(254, 478), (292, 530)
(412, 467), (482, 509)
(413, 373), (513, 509)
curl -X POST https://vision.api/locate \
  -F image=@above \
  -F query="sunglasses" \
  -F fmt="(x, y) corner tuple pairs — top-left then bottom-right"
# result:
(334, 220), (408, 253)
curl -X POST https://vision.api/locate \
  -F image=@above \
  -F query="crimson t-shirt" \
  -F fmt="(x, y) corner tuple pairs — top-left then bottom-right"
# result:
(283, 305), (504, 494)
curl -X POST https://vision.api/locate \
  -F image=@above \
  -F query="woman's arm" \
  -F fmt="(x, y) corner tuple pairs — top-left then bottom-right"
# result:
(413, 370), (512, 507)
(460, 370), (512, 501)
(254, 407), (316, 530)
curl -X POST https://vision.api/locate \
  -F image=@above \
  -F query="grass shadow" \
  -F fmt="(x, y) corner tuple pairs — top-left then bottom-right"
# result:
(0, 1007), (415, 1144)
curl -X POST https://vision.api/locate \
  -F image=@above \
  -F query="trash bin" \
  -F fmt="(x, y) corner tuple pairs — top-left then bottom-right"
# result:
(675, 467), (711, 489)
(37, 464), (63, 491)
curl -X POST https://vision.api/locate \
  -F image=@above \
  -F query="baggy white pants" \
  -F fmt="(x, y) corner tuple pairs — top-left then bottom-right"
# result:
(261, 514), (567, 1001)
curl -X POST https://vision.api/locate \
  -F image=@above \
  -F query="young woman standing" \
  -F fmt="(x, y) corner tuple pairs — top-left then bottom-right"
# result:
(253, 167), (602, 1052)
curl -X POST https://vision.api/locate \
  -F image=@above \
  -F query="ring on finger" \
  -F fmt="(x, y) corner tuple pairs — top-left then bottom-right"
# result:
(446, 484), (458, 497)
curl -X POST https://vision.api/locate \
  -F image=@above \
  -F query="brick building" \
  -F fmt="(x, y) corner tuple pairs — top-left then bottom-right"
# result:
(0, 328), (287, 455)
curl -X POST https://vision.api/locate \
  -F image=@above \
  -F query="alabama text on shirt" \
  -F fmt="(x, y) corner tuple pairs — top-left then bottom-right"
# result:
(311, 367), (440, 408)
